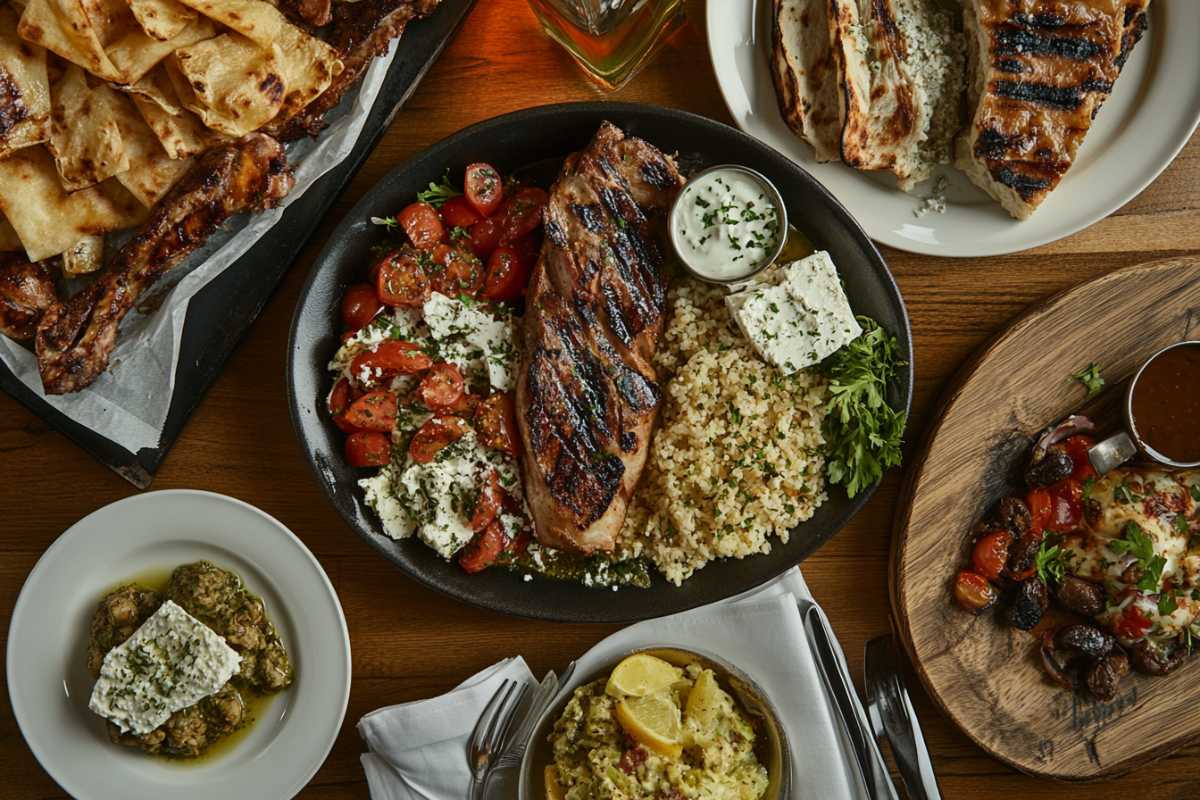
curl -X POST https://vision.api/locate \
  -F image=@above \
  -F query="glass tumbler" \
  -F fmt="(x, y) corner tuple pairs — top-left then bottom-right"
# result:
(526, 0), (688, 91)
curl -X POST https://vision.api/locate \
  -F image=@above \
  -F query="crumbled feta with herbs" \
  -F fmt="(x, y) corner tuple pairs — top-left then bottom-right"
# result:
(88, 600), (241, 735)
(725, 251), (861, 374)
(422, 292), (519, 392)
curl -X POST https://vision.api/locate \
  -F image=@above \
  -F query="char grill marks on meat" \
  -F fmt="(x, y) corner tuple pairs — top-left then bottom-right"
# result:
(0, 253), (58, 341)
(972, 0), (1148, 203)
(266, 0), (440, 141)
(35, 134), (294, 395)
(517, 122), (683, 556)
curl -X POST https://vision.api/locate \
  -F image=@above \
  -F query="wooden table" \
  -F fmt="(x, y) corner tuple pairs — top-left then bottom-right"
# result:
(3, 1), (1199, 797)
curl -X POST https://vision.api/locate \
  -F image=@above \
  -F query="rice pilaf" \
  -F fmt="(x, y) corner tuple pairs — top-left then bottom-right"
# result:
(617, 276), (829, 585)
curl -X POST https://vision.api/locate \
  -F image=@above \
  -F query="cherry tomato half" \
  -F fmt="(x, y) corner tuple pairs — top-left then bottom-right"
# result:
(464, 163), (503, 217)
(410, 415), (469, 464)
(398, 202), (444, 250)
(475, 393), (524, 457)
(972, 529), (1014, 582)
(344, 390), (397, 431)
(471, 469), (502, 533)
(955, 571), (998, 614)
(429, 243), (486, 298)
(1046, 478), (1084, 533)
(345, 430), (390, 467)
(466, 216), (504, 261)
(350, 341), (433, 384)
(498, 187), (547, 241)
(1060, 435), (1098, 482)
(458, 519), (511, 573)
(439, 392), (484, 419)
(482, 246), (528, 303)
(377, 251), (431, 308)
(418, 362), (465, 410)
(341, 283), (382, 331)
(328, 377), (361, 433)
(440, 195), (483, 229)
(1114, 605), (1154, 642)
(1026, 488), (1052, 535)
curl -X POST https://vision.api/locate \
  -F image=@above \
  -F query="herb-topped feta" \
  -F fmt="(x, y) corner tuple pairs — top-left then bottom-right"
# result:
(724, 251), (861, 374)
(422, 291), (519, 392)
(88, 600), (241, 735)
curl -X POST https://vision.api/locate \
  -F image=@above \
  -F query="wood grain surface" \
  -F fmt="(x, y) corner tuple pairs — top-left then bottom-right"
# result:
(892, 258), (1200, 782)
(2, 1), (1200, 798)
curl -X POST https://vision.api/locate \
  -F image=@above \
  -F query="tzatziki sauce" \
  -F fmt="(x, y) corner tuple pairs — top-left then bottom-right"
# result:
(671, 167), (783, 282)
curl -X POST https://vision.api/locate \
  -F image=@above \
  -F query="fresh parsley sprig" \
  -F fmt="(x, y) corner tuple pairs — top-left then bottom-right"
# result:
(1109, 520), (1168, 592)
(417, 169), (463, 208)
(1069, 362), (1105, 397)
(1035, 539), (1070, 585)
(819, 317), (906, 498)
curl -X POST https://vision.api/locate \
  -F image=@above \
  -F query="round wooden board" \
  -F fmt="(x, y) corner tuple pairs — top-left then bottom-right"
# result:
(891, 257), (1200, 782)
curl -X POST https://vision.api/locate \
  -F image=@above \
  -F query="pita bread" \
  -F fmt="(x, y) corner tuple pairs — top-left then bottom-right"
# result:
(170, 33), (285, 137)
(128, 0), (196, 42)
(270, 22), (341, 127)
(0, 143), (145, 261)
(0, 3), (51, 158)
(770, 0), (840, 163)
(47, 63), (129, 191)
(80, 0), (138, 48)
(0, 213), (22, 250)
(108, 90), (191, 206)
(105, 13), (214, 84)
(115, 64), (219, 158)
(174, 0), (281, 48)
(60, 232), (103, 275)
(17, 0), (124, 81)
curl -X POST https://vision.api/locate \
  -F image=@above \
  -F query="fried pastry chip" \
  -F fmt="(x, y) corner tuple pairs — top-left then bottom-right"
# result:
(61, 232), (103, 275)
(270, 22), (341, 127)
(17, 0), (123, 81)
(105, 13), (213, 85)
(0, 144), (146, 261)
(175, 0), (281, 47)
(116, 65), (218, 158)
(48, 63), (129, 191)
(108, 91), (191, 206)
(169, 34), (284, 137)
(0, 213), (22, 250)
(128, 0), (196, 42)
(80, 0), (137, 48)
(0, 4), (51, 158)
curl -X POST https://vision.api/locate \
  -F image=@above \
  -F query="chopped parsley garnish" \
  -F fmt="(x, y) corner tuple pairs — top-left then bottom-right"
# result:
(1159, 590), (1179, 617)
(1068, 362), (1105, 397)
(695, 198), (711, 208)
(1035, 539), (1070, 584)
(1082, 475), (1096, 502)
(1109, 519), (1153, 562)
(1114, 478), (1135, 504)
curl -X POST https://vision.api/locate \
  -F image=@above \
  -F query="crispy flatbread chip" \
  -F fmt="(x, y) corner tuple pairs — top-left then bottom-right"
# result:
(174, 0), (280, 48)
(0, 213), (22, 250)
(270, 22), (341, 127)
(169, 34), (284, 137)
(128, 0), (196, 42)
(0, 4), (51, 158)
(115, 65), (220, 158)
(105, 13), (213, 85)
(48, 63), (129, 191)
(61, 232), (103, 275)
(17, 0), (124, 81)
(0, 144), (145, 261)
(80, 0), (137, 48)
(108, 91), (190, 206)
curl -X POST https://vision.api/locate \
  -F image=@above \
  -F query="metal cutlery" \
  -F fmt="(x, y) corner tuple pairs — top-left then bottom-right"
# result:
(468, 679), (528, 800)
(802, 605), (900, 800)
(865, 633), (941, 800)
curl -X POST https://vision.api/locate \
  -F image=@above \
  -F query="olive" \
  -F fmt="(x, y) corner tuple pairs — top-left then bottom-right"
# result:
(1131, 638), (1190, 676)
(1025, 447), (1074, 488)
(1040, 629), (1084, 690)
(1054, 576), (1107, 616)
(1085, 656), (1124, 702)
(1055, 624), (1117, 658)
(995, 497), (1032, 536)
(1007, 577), (1048, 631)
(1007, 533), (1041, 580)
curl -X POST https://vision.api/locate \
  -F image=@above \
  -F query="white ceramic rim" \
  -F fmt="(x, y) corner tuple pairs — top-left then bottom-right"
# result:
(705, 0), (1200, 257)
(5, 489), (351, 800)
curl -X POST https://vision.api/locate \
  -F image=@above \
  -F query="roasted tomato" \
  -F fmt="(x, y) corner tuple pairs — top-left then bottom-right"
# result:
(351, 341), (433, 382)
(377, 251), (431, 308)
(439, 391), (484, 419)
(459, 518), (511, 573)
(398, 202), (444, 250)
(410, 415), (469, 464)
(972, 529), (1014, 582)
(440, 195), (483, 229)
(1046, 478), (1084, 533)
(471, 468), (502, 533)
(418, 362), (465, 410)
(482, 246), (528, 303)
(345, 430), (390, 467)
(344, 390), (397, 431)
(328, 377), (361, 433)
(341, 284), (382, 331)
(464, 162), (503, 217)
(466, 216), (504, 261)
(1026, 488), (1052, 535)
(1060, 435), (1098, 482)
(475, 392), (524, 457)
(429, 243), (486, 298)
(955, 571), (998, 614)
(1114, 606), (1154, 642)
(498, 187), (546, 241)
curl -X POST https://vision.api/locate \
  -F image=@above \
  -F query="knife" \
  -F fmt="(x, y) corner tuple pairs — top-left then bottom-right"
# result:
(865, 634), (941, 800)
(803, 605), (900, 800)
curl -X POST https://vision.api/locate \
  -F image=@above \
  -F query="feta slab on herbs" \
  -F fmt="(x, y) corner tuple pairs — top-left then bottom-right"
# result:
(724, 251), (861, 374)
(88, 600), (241, 735)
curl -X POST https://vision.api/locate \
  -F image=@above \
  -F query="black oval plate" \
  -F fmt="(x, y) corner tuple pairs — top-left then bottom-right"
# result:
(287, 102), (912, 622)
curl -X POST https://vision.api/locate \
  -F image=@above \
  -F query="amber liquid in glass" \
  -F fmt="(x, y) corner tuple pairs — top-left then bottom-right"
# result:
(527, 0), (688, 90)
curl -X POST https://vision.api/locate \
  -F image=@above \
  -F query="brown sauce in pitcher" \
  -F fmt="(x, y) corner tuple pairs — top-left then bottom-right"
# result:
(1130, 343), (1200, 463)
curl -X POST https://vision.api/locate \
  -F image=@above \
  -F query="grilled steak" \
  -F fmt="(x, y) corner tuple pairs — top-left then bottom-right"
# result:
(516, 122), (683, 556)
(957, 0), (1150, 220)
(35, 134), (294, 394)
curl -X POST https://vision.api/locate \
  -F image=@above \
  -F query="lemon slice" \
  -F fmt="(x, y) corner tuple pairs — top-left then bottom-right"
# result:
(684, 668), (720, 728)
(615, 692), (683, 757)
(544, 765), (566, 800)
(605, 654), (682, 698)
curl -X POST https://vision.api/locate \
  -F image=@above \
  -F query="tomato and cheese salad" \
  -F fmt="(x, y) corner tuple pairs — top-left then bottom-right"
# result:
(326, 163), (545, 573)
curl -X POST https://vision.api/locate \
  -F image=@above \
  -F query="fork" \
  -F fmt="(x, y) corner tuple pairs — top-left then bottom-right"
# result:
(865, 633), (941, 800)
(468, 679), (528, 800)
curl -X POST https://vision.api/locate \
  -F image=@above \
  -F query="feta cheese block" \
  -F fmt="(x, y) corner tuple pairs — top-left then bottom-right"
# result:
(88, 600), (242, 735)
(724, 251), (861, 374)
(422, 291), (519, 392)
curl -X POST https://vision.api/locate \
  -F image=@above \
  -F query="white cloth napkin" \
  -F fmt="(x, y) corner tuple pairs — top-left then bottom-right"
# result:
(358, 567), (870, 800)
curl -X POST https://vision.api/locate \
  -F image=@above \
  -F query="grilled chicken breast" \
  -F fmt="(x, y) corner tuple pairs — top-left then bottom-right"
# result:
(516, 122), (683, 557)
(958, 0), (1150, 220)
(0, 253), (58, 341)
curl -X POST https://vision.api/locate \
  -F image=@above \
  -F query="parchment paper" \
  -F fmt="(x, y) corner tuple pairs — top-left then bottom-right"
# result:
(0, 36), (405, 454)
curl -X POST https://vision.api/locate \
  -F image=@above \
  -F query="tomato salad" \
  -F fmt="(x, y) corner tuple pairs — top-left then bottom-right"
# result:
(327, 163), (544, 574)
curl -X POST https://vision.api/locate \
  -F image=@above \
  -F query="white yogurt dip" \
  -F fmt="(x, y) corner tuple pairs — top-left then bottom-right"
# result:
(671, 167), (783, 282)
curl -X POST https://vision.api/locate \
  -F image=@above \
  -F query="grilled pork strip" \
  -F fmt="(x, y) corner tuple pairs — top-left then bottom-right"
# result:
(35, 134), (294, 394)
(267, 0), (440, 142)
(958, 0), (1149, 220)
(516, 122), (683, 556)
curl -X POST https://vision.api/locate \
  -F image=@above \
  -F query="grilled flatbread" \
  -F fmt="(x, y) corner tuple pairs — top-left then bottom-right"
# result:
(0, 3), (51, 159)
(770, 0), (840, 162)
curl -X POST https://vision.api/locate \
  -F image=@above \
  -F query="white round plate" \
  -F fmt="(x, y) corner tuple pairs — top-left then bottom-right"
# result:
(6, 490), (351, 800)
(706, 0), (1200, 256)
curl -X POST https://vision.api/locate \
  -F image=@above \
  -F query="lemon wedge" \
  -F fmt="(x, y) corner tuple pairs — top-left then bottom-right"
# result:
(684, 668), (720, 729)
(605, 653), (682, 698)
(544, 765), (567, 800)
(615, 692), (683, 757)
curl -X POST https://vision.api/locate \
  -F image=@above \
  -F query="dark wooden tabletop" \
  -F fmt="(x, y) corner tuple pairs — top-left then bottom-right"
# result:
(4, 1), (1200, 797)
